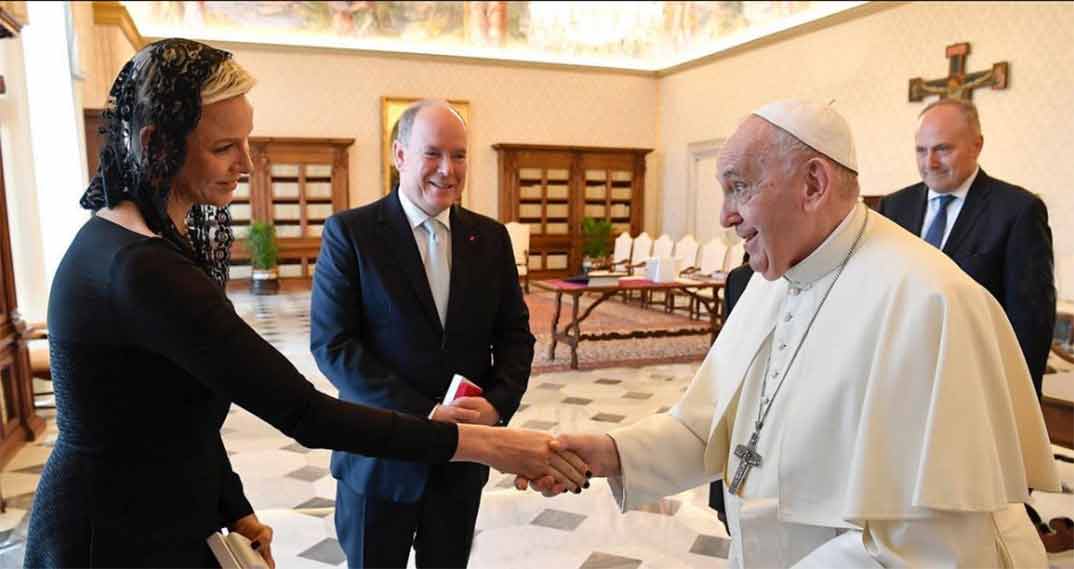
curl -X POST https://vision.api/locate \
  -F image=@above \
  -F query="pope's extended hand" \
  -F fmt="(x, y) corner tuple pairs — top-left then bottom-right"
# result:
(514, 433), (621, 497)
(454, 425), (590, 492)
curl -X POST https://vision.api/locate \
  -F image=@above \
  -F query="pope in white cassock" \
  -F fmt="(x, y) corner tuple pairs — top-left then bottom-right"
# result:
(519, 100), (1060, 567)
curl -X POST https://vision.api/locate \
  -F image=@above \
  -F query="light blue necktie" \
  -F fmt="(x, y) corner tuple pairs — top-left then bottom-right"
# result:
(423, 218), (450, 326)
(924, 194), (956, 249)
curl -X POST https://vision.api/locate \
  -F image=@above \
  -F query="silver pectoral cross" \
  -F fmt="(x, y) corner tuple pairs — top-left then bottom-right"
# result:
(729, 430), (763, 496)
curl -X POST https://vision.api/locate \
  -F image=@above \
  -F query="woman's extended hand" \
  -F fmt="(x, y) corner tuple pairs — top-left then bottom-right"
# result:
(515, 433), (621, 497)
(454, 424), (590, 492)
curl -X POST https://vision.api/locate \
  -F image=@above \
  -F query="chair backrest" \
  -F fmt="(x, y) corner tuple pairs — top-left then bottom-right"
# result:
(723, 240), (745, 272)
(504, 221), (530, 266)
(699, 238), (728, 275)
(1057, 253), (1074, 301)
(651, 234), (674, 259)
(631, 232), (653, 264)
(675, 235), (699, 268)
(612, 232), (633, 264)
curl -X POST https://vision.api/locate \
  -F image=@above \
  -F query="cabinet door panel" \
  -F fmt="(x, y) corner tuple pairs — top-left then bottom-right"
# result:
(232, 138), (353, 283)
(496, 145), (648, 279)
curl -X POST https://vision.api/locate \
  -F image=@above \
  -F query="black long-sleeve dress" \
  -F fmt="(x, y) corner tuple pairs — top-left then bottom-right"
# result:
(24, 216), (458, 567)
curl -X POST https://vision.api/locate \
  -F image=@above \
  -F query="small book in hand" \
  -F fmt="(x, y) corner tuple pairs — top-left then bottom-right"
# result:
(444, 374), (483, 404)
(207, 531), (268, 569)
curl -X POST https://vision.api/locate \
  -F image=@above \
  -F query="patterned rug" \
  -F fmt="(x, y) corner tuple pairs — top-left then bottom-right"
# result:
(525, 291), (713, 374)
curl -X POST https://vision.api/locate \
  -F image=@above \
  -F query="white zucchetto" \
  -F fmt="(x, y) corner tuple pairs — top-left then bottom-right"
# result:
(753, 100), (858, 173)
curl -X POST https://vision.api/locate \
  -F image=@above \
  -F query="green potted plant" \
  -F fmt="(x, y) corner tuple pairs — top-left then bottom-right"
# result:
(247, 221), (279, 295)
(580, 217), (613, 274)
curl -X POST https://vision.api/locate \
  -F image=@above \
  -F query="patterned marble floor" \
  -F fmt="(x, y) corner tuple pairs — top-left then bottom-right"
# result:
(1, 290), (1072, 568)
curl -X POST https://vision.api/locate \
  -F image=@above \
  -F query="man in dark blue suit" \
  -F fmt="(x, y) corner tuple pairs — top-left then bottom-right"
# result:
(311, 100), (535, 568)
(708, 260), (753, 533)
(878, 98), (1055, 400)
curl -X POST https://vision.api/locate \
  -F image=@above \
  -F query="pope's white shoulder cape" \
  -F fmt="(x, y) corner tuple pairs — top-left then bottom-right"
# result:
(609, 213), (1059, 528)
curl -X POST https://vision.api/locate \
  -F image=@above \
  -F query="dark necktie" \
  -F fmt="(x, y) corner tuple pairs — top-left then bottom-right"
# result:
(924, 194), (956, 249)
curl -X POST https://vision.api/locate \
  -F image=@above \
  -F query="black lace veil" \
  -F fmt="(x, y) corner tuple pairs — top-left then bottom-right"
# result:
(80, 38), (237, 286)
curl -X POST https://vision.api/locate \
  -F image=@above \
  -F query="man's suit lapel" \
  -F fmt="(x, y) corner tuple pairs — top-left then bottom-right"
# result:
(908, 184), (928, 235)
(379, 191), (443, 333)
(943, 170), (993, 256)
(445, 205), (475, 333)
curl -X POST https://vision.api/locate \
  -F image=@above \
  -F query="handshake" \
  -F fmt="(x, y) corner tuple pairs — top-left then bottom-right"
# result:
(452, 426), (623, 496)
(437, 375), (622, 494)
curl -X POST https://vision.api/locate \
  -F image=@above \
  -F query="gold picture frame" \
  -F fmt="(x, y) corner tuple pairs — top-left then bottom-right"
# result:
(381, 96), (472, 198)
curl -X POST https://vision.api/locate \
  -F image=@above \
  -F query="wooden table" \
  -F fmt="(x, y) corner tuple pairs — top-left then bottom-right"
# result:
(1045, 303), (1074, 447)
(1043, 371), (1073, 448)
(1057, 301), (1074, 344)
(534, 277), (725, 370)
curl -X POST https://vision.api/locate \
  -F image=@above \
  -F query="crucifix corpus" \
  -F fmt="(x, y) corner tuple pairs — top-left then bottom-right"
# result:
(729, 431), (762, 495)
(908, 42), (1009, 102)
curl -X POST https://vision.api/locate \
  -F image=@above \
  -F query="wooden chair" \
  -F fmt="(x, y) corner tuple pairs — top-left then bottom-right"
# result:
(1042, 366), (1073, 449)
(1050, 253), (1074, 368)
(688, 239), (729, 319)
(724, 239), (745, 272)
(645, 234), (675, 307)
(1053, 308), (1074, 364)
(666, 235), (700, 314)
(650, 234), (674, 260)
(25, 322), (52, 409)
(504, 221), (531, 294)
(1054, 342), (1074, 365)
(1056, 254), (1074, 301)
(696, 238), (728, 276)
(627, 232), (653, 273)
(622, 232), (653, 304)
(600, 232), (633, 272)
(1045, 257), (1074, 452)
(674, 235), (700, 273)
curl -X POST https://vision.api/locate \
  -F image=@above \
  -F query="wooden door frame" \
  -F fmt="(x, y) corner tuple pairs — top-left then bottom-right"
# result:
(685, 138), (724, 239)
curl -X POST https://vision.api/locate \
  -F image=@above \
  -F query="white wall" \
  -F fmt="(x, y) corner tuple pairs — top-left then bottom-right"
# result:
(0, 35), (47, 323)
(224, 43), (662, 228)
(9, 1), (1073, 318)
(0, 2), (134, 322)
(659, 1), (1074, 255)
(22, 1), (91, 302)
(73, 0), (135, 110)
(224, 1), (1074, 252)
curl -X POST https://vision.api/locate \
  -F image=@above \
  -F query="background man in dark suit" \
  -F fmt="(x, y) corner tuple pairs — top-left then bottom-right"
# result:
(311, 100), (535, 568)
(708, 258), (753, 532)
(878, 98), (1055, 399)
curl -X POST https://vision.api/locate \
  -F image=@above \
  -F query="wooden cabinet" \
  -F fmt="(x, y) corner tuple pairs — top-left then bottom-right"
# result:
(84, 108), (106, 180)
(0, 5), (45, 471)
(229, 137), (353, 283)
(0, 125), (45, 467)
(494, 144), (650, 279)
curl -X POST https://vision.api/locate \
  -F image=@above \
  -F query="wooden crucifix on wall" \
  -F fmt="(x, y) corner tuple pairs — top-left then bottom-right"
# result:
(908, 42), (1009, 102)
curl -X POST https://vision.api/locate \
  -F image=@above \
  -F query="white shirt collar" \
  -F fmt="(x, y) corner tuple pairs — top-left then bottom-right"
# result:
(926, 166), (979, 203)
(783, 202), (868, 286)
(398, 190), (452, 232)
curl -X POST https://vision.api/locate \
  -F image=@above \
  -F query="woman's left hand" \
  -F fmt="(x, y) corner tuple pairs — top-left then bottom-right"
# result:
(230, 513), (275, 568)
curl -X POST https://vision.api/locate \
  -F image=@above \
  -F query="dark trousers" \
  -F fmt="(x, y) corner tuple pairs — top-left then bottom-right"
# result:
(709, 480), (729, 533)
(335, 464), (486, 568)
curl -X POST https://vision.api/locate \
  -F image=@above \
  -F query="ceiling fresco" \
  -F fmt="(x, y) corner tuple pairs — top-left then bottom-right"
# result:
(124, 1), (865, 71)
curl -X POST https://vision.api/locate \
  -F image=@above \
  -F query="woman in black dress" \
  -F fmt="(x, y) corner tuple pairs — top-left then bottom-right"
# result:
(24, 38), (585, 568)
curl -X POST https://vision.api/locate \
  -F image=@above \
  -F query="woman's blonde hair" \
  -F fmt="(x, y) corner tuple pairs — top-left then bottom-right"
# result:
(201, 58), (256, 105)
